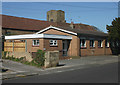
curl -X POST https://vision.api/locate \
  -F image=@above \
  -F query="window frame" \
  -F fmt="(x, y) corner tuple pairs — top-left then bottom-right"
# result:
(90, 40), (95, 48)
(105, 40), (109, 48)
(98, 40), (103, 48)
(49, 40), (58, 46)
(32, 40), (39, 46)
(80, 39), (86, 48)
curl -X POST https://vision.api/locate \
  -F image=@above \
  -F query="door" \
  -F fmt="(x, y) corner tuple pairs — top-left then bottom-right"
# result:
(62, 40), (68, 56)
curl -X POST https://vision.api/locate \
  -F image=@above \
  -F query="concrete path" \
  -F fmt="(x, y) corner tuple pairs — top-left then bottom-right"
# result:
(1, 55), (119, 80)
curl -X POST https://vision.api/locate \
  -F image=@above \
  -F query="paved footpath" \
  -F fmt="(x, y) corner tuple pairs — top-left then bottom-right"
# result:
(1, 55), (119, 80)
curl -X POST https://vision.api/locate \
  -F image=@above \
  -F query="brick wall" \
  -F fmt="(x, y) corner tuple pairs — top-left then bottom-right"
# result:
(44, 39), (63, 57)
(43, 29), (112, 57)
(26, 39), (44, 53)
(43, 29), (80, 57)
(4, 28), (112, 58)
(80, 39), (112, 56)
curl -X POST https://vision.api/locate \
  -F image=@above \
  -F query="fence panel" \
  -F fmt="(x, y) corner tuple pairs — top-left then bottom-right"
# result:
(4, 41), (26, 52)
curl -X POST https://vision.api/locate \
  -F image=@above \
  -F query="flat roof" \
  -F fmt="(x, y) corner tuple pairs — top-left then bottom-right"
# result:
(5, 34), (72, 40)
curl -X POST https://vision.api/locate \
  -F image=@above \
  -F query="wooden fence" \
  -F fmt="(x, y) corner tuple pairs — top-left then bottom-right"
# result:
(4, 41), (26, 52)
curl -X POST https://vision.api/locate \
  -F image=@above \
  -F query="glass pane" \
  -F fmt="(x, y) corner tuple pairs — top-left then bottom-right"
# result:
(50, 43), (53, 45)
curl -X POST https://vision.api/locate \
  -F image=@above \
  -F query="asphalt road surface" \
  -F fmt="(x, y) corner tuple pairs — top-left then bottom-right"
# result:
(3, 62), (118, 83)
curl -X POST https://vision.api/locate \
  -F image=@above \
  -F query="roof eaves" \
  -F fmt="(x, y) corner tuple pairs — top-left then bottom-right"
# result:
(36, 25), (77, 35)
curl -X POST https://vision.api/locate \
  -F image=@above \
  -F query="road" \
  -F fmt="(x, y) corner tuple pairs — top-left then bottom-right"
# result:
(3, 62), (118, 83)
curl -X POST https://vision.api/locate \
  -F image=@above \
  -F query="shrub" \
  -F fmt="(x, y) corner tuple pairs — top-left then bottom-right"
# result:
(33, 49), (45, 67)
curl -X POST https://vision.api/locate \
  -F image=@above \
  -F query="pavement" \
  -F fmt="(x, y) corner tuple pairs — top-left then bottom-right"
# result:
(0, 55), (119, 80)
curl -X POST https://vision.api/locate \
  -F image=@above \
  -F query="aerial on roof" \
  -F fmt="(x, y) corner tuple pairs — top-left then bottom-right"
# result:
(1, 14), (107, 36)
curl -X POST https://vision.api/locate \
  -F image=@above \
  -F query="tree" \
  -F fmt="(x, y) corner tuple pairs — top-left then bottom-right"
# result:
(106, 17), (120, 55)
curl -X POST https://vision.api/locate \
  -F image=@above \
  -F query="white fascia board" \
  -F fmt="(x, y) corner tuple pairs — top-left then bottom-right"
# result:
(5, 34), (72, 40)
(36, 25), (77, 35)
(5, 34), (44, 40)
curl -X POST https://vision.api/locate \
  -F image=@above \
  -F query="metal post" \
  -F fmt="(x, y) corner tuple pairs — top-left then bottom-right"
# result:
(25, 40), (27, 52)
(13, 40), (14, 52)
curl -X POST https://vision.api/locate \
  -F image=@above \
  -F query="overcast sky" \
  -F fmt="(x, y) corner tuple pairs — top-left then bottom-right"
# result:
(2, 2), (118, 33)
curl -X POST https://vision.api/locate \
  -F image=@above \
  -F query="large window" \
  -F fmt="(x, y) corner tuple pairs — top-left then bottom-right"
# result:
(80, 39), (86, 48)
(33, 40), (39, 46)
(49, 40), (57, 46)
(98, 40), (103, 47)
(90, 40), (95, 47)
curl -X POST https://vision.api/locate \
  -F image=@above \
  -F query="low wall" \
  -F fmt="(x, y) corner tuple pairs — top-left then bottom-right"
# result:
(44, 51), (59, 68)
(3, 50), (59, 67)
(5, 52), (33, 62)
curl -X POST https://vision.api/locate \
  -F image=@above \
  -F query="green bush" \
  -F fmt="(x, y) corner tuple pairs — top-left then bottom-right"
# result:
(33, 49), (45, 67)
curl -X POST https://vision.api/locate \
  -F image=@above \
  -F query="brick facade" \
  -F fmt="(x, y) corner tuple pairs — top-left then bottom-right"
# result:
(42, 29), (112, 57)
(44, 39), (63, 57)
(4, 28), (112, 58)
(80, 40), (112, 56)
(26, 39), (44, 52)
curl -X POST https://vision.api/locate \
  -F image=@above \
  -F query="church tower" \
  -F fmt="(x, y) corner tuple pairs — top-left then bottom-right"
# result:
(47, 10), (65, 23)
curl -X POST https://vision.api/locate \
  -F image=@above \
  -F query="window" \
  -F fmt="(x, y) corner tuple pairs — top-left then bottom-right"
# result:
(105, 40), (109, 47)
(49, 40), (57, 46)
(98, 40), (103, 47)
(90, 40), (95, 47)
(33, 40), (39, 46)
(80, 39), (86, 48)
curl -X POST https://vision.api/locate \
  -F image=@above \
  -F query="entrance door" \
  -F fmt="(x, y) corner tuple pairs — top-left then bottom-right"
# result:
(62, 40), (68, 56)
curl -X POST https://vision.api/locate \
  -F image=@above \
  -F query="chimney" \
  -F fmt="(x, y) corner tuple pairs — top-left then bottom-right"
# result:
(70, 21), (74, 29)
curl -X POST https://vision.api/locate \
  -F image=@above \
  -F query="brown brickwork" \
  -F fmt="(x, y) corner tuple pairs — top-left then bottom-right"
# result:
(80, 39), (112, 56)
(26, 39), (44, 53)
(43, 29), (80, 57)
(42, 28), (112, 57)
(4, 28), (112, 58)
(44, 39), (63, 57)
